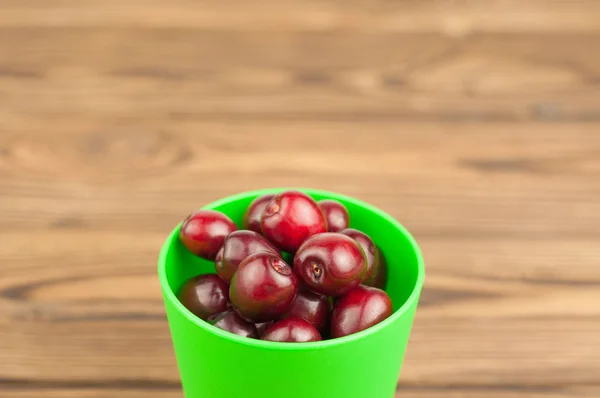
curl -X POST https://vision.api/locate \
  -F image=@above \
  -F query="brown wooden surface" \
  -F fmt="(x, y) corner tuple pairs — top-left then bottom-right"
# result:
(1, 1), (599, 397)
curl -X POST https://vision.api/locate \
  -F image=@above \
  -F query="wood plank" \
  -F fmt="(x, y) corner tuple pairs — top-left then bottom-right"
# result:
(0, 315), (597, 385)
(2, 391), (179, 398)
(2, 386), (599, 398)
(398, 386), (600, 398)
(0, 123), (597, 238)
(1, 30), (600, 122)
(4, 391), (180, 398)
(2, 232), (599, 322)
(0, 0), (599, 32)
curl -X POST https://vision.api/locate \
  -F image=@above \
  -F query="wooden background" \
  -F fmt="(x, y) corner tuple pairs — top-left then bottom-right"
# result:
(1, 1), (599, 397)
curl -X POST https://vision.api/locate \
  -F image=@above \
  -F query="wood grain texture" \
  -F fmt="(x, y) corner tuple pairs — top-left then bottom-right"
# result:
(0, 0), (599, 32)
(1, 0), (599, 397)
(3, 387), (599, 398)
(1, 29), (600, 122)
(0, 124), (598, 238)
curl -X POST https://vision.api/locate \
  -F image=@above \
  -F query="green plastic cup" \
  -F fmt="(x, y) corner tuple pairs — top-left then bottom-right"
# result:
(159, 188), (425, 398)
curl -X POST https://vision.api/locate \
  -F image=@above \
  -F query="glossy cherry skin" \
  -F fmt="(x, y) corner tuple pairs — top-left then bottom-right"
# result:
(209, 310), (258, 338)
(214, 246), (224, 270)
(261, 190), (327, 253)
(281, 288), (331, 333)
(216, 230), (281, 283)
(340, 228), (387, 288)
(294, 233), (367, 297)
(179, 210), (237, 260)
(331, 285), (393, 338)
(243, 194), (276, 234)
(318, 199), (350, 232)
(261, 318), (322, 342)
(230, 252), (299, 323)
(177, 274), (230, 320)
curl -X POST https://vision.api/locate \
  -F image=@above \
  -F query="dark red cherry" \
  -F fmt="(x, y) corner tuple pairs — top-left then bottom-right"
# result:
(293, 233), (367, 297)
(331, 285), (393, 338)
(210, 310), (258, 338)
(177, 274), (230, 320)
(368, 251), (387, 289)
(261, 318), (322, 342)
(318, 199), (350, 232)
(243, 194), (276, 234)
(179, 210), (237, 260)
(255, 321), (274, 336)
(340, 228), (387, 288)
(216, 230), (281, 283)
(281, 289), (331, 333)
(230, 252), (298, 323)
(261, 190), (327, 253)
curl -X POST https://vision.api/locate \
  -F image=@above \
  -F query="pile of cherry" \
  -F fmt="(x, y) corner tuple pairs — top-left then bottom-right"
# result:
(177, 190), (391, 343)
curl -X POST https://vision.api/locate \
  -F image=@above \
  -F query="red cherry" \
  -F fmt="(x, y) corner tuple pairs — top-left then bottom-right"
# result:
(177, 274), (230, 320)
(368, 254), (387, 290)
(261, 190), (327, 253)
(215, 230), (281, 283)
(243, 194), (275, 234)
(209, 310), (258, 338)
(261, 318), (322, 342)
(293, 233), (367, 297)
(331, 285), (393, 338)
(340, 228), (387, 288)
(281, 289), (331, 333)
(229, 252), (298, 323)
(318, 199), (350, 232)
(179, 210), (237, 260)
(214, 246), (224, 269)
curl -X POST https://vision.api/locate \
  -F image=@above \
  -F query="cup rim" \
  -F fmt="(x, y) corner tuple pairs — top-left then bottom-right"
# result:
(158, 187), (425, 350)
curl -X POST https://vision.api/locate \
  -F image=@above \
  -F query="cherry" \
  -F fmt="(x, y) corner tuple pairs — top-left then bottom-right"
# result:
(261, 190), (327, 253)
(215, 230), (281, 283)
(179, 210), (237, 260)
(281, 288), (331, 333)
(318, 199), (350, 232)
(340, 228), (387, 288)
(214, 246), (224, 270)
(330, 285), (393, 338)
(229, 252), (298, 323)
(209, 310), (258, 338)
(243, 194), (275, 234)
(255, 321), (274, 336)
(177, 274), (230, 321)
(293, 233), (367, 297)
(368, 255), (388, 290)
(261, 318), (322, 342)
